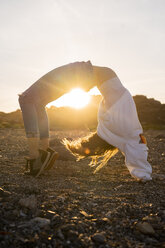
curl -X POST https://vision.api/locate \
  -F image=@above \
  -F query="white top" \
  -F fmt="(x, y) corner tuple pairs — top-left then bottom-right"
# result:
(98, 77), (126, 108)
(97, 77), (152, 181)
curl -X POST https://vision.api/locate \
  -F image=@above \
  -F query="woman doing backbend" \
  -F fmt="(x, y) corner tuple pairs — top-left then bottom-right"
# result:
(19, 61), (152, 181)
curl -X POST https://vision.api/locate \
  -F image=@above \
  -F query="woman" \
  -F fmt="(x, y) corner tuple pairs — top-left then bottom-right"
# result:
(19, 61), (152, 181)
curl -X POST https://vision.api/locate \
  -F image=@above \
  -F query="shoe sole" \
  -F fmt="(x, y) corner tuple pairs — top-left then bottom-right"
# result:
(45, 152), (59, 171)
(35, 152), (51, 178)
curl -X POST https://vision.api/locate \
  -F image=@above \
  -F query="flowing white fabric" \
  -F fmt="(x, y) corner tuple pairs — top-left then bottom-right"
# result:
(97, 77), (152, 181)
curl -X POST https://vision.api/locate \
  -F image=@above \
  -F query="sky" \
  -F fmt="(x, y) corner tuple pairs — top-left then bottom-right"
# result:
(0, 0), (165, 112)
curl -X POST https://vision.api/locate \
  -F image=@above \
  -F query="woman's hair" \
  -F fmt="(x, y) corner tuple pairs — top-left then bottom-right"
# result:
(63, 132), (118, 173)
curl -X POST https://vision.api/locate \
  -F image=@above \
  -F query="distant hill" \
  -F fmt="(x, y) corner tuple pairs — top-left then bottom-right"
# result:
(0, 109), (24, 128)
(0, 95), (164, 129)
(133, 95), (165, 129)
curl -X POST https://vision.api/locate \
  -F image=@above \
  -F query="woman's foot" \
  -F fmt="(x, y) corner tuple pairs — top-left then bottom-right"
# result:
(24, 150), (50, 177)
(42, 147), (59, 171)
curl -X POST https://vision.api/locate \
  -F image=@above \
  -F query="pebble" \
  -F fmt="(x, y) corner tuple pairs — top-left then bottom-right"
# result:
(51, 214), (61, 224)
(136, 222), (155, 235)
(57, 196), (65, 203)
(105, 211), (112, 219)
(19, 210), (27, 217)
(145, 237), (159, 244)
(80, 210), (93, 218)
(142, 215), (161, 223)
(19, 195), (37, 210)
(61, 223), (76, 232)
(66, 230), (79, 241)
(91, 233), (106, 243)
(56, 229), (65, 240)
(30, 217), (50, 227)
(0, 187), (11, 197)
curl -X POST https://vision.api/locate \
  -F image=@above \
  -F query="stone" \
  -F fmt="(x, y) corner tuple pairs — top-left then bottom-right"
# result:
(66, 230), (79, 241)
(0, 188), (11, 197)
(61, 224), (76, 232)
(56, 229), (65, 240)
(52, 214), (61, 224)
(142, 215), (161, 223)
(102, 217), (109, 222)
(80, 210), (93, 218)
(136, 222), (155, 235)
(91, 233), (106, 243)
(30, 217), (50, 228)
(105, 211), (112, 219)
(19, 195), (37, 210)
(145, 237), (158, 244)
(57, 196), (65, 203)
(19, 210), (27, 217)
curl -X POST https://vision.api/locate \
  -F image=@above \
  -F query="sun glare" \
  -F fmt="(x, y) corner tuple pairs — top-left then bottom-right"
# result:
(48, 88), (91, 109)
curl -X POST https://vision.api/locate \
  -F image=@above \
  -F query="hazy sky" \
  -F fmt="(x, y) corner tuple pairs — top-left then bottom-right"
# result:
(0, 0), (165, 112)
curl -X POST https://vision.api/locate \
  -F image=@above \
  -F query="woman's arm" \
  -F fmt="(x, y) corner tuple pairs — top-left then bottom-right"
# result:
(92, 65), (117, 87)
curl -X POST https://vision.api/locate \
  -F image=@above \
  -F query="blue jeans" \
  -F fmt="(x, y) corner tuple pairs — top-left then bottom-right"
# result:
(19, 84), (50, 139)
(19, 61), (93, 138)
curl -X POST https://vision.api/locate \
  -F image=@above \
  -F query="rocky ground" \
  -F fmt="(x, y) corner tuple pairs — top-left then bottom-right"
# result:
(0, 128), (165, 248)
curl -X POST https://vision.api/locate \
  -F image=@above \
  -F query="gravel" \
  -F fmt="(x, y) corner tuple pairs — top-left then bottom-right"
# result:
(0, 128), (164, 247)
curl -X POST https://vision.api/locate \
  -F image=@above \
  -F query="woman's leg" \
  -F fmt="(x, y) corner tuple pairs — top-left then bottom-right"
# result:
(19, 93), (39, 159)
(19, 92), (52, 177)
(35, 103), (49, 150)
(35, 102), (59, 171)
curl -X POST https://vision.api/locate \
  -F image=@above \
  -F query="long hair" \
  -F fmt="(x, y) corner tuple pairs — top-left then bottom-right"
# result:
(62, 132), (118, 173)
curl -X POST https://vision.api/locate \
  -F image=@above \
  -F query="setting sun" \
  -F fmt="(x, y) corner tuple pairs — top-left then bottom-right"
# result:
(47, 88), (91, 109)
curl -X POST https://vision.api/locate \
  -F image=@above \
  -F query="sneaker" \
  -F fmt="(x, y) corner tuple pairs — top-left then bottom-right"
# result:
(39, 147), (59, 171)
(24, 150), (50, 177)
(24, 157), (37, 176)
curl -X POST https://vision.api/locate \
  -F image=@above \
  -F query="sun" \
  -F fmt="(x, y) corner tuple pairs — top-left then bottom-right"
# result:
(48, 88), (91, 109)
(65, 88), (91, 108)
